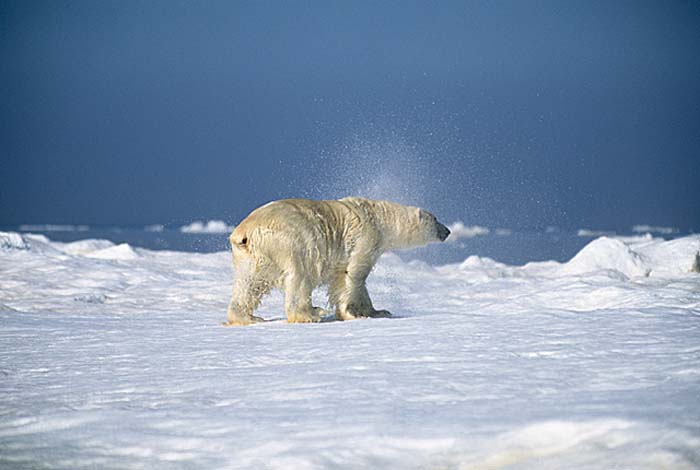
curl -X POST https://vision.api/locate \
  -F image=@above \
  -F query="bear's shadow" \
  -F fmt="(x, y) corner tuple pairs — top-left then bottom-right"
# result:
(261, 313), (400, 324)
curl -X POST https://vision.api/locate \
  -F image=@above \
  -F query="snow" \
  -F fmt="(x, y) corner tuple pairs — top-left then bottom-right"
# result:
(84, 243), (140, 260)
(179, 220), (233, 234)
(1, 231), (699, 469)
(54, 239), (116, 256)
(562, 237), (651, 278)
(145, 224), (165, 232)
(577, 228), (616, 237)
(632, 224), (679, 235)
(0, 232), (30, 250)
(446, 222), (490, 241)
(18, 224), (90, 232)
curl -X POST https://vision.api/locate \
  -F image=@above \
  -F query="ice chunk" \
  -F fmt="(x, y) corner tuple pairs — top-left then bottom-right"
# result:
(446, 222), (489, 242)
(577, 228), (616, 237)
(0, 232), (30, 250)
(563, 237), (649, 278)
(144, 224), (165, 232)
(179, 220), (233, 234)
(85, 243), (139, 260)
(632, 224), (679, 235)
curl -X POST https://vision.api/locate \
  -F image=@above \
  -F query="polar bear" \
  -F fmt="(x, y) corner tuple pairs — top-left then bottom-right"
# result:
(224, 197), (450, 325)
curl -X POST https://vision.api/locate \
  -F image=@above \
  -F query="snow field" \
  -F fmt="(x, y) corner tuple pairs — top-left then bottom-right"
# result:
(1, 231), (699, 469)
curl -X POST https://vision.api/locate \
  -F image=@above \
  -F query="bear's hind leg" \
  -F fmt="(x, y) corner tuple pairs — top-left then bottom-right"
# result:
(225, 267), (270, 326)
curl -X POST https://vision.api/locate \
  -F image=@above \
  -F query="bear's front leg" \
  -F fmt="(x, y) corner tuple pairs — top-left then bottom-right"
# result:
(332, 259), (392, 321)
(284, 273), (321, 323)
(335, 282), (391, 320)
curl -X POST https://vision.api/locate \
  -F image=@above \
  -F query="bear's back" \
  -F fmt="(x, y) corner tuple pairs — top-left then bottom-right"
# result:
(233, 198), (363, 258)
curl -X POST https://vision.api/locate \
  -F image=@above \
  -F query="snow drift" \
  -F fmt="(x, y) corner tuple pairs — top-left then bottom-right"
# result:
(1, 231), (699, 469)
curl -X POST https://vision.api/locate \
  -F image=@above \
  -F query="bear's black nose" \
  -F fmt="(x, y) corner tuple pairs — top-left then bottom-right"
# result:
(437, 223), (451, 242)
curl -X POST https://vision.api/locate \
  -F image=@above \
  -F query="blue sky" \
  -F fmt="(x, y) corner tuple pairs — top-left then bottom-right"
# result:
(2, 0), (699, 230)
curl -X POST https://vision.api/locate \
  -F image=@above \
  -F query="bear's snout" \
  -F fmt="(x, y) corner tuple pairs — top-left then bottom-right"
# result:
(436, 222), (450, 242)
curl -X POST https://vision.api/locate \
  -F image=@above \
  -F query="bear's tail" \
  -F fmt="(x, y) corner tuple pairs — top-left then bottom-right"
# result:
(229, 229), (249, 251)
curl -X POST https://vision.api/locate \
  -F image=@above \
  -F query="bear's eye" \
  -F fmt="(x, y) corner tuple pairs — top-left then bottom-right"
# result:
(240, 237), (247, 245)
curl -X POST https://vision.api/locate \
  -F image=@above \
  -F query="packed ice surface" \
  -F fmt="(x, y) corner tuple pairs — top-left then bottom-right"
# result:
(1, 231), (699, 469)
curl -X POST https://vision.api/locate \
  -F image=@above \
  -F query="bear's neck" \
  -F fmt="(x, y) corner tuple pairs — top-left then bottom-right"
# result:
(366, 200), (423, 251)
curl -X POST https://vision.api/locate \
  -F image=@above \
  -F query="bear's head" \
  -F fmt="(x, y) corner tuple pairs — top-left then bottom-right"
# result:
(372, 200), (450, 249)
(417, 208), (451, 243)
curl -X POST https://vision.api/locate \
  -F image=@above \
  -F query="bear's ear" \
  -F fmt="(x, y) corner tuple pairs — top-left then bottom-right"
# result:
(418, 209), (435, 223)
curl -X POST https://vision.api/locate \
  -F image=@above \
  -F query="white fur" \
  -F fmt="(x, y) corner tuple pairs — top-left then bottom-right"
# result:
(225, 197), (448, 325)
